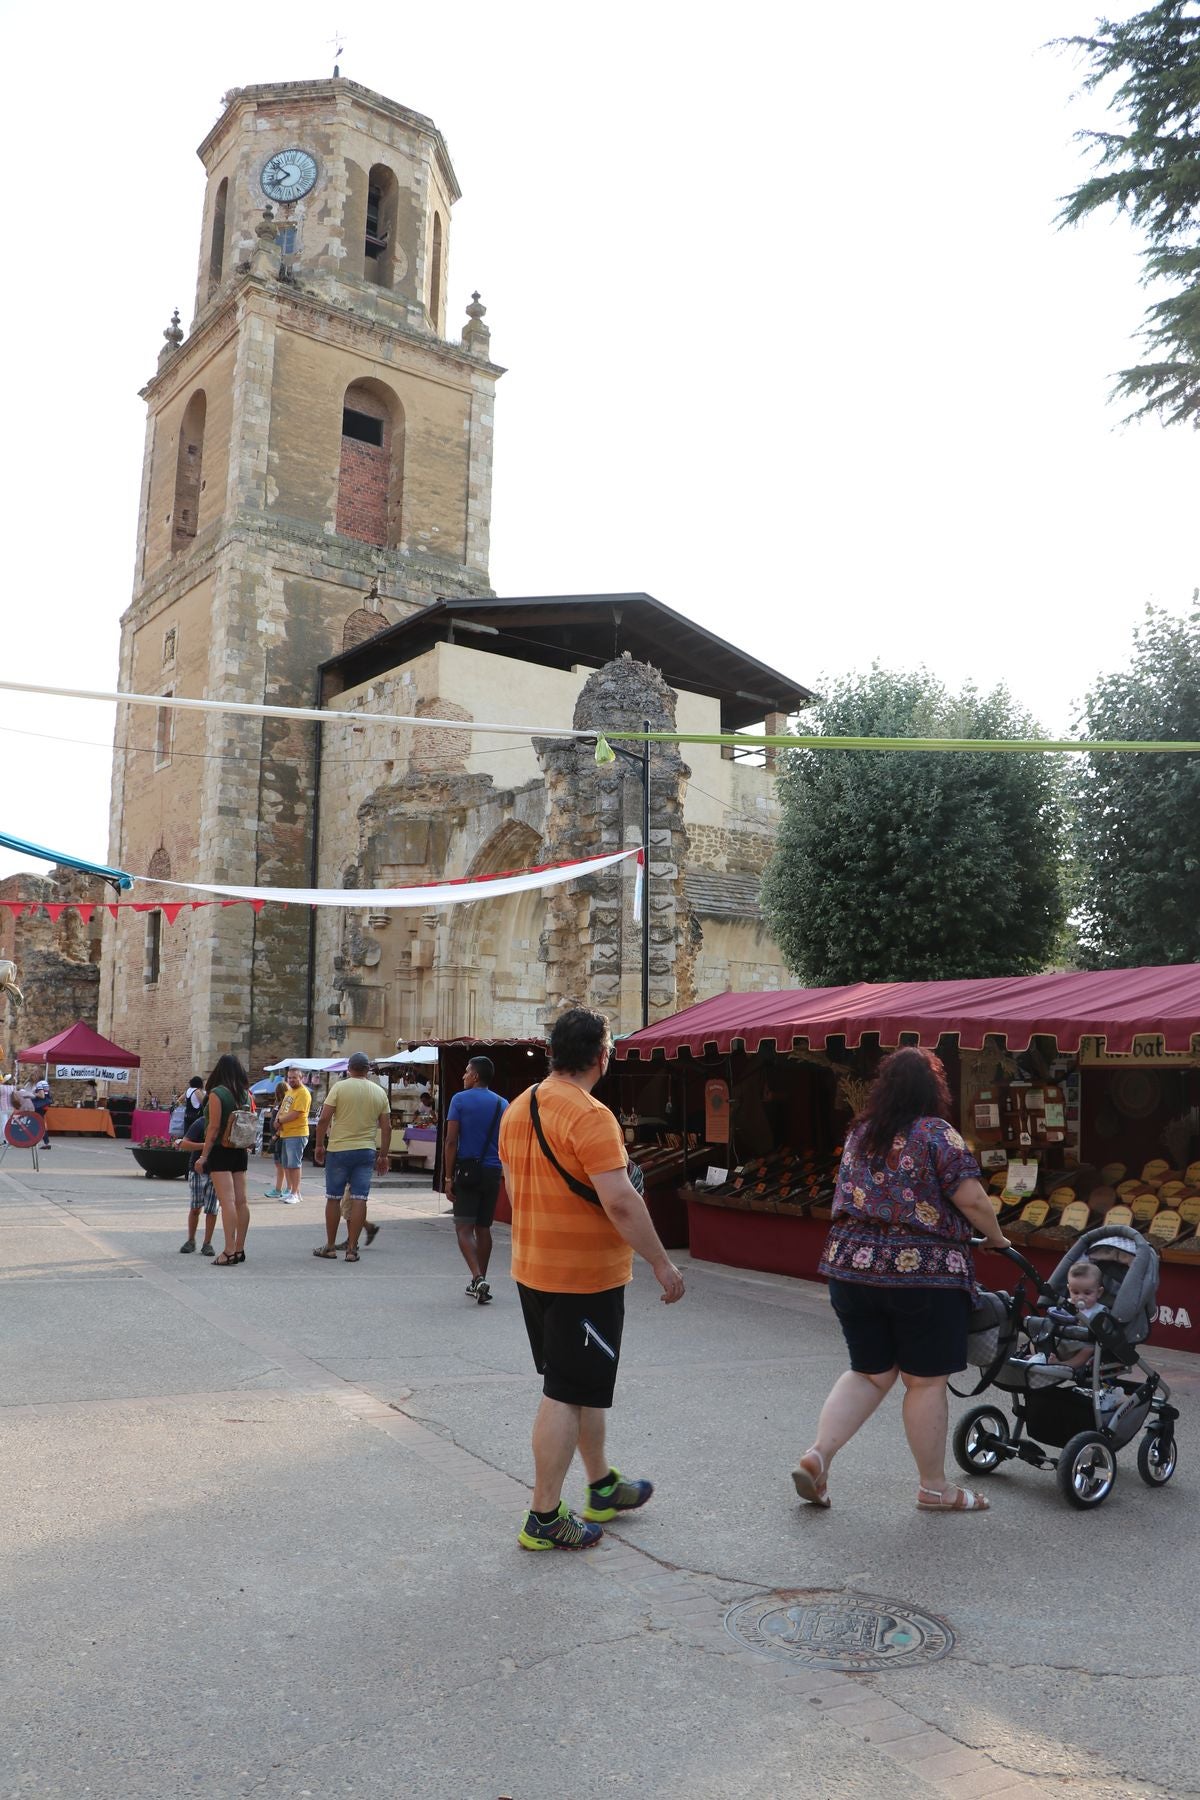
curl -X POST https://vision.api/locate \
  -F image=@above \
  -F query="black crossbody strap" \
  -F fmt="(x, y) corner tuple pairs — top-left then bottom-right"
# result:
(529, 1085), (601, 1207)
(482, 1097), (503, 1156)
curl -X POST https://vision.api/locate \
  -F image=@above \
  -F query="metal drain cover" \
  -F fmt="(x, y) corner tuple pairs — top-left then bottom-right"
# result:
(724, 1589), (954, 1672)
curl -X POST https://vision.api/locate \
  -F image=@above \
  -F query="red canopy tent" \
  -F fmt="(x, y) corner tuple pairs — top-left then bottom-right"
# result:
(615, 966), (1200, 1060)
(17, 1021), (142, 1101)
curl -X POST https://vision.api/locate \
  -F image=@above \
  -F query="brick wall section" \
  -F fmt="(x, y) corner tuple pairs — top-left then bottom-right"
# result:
(335, 390), (392, 545)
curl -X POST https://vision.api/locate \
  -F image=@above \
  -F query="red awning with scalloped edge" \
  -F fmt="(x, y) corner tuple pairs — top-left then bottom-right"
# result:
(615, 966), (1200, 1060)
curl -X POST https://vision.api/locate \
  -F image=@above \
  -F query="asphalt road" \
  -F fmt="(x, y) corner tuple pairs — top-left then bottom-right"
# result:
(1, 1138), (1194, 1799)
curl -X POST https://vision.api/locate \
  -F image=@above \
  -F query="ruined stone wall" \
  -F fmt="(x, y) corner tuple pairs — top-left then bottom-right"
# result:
(0, 868), (104, 1068)
(536, 656), (693, 1035)
(685, 823), (774, 875)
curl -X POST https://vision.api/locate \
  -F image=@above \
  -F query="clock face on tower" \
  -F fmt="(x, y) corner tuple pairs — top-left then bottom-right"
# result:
(260, 148), (318, 203)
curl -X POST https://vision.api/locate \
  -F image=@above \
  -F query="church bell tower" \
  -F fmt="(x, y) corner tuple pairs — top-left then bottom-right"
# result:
(101, 79), (503, 1087)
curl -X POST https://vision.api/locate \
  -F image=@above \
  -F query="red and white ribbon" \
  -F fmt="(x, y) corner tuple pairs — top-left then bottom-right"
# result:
(147, 847), (641, 909)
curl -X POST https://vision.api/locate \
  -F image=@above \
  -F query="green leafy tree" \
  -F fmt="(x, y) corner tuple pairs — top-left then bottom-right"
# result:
(1071, 604), (1200, 964)
(759, 670), (1065, 986)
(1058, 4), (1200, 425)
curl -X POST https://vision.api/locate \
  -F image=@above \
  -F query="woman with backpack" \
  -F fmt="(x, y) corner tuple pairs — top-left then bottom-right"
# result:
(193, 1054), (255, 1267)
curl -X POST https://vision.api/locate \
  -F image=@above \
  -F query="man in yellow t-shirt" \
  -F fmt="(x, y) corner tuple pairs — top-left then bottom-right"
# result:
(312, 1053), (391, 1263)
(271, 1067), (312, 1204)
(499, 1007), (685, 1552)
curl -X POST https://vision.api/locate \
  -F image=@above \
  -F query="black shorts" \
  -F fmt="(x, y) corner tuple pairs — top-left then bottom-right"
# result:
(452, 1165), (501, 1227)
(205, 1147), (249, 1175)
(828, 1279), (970, 1378)
(517, 1283), (626, 1409)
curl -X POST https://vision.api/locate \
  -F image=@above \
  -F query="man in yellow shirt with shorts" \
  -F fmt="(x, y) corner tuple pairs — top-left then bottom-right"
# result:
(312, 1054), (391, 1263)
(270, 1066), (312, 1204)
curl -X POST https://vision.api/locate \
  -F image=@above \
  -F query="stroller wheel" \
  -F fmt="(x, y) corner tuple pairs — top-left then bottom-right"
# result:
(1136, 1432), (1177, 1488)
(1057, 1431), (1117, 1509)
(952, 1405), (1010, 1476)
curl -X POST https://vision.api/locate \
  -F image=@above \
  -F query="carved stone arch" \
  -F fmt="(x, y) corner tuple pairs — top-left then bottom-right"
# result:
(467, 819), (543, 878)
(343, 607), (387, 652)
(448, 821), (547, 1036)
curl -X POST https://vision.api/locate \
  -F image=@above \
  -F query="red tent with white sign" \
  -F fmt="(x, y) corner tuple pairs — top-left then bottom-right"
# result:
(17, 1020), (141, 1068)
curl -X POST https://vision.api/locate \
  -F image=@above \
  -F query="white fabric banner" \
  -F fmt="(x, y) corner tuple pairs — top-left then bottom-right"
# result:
(146, 848), (641, 909)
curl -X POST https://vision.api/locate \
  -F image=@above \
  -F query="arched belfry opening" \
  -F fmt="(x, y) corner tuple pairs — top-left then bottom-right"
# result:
(430, 212), (444, 329)
(335, 380), (403, 547)
(172, 391), (206, 552)
(208, 179), (228, 295)
(364, 165), (398, 287)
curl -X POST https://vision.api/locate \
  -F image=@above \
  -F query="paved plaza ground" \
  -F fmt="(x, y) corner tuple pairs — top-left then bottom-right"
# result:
(1, 1137), (1195, 1799)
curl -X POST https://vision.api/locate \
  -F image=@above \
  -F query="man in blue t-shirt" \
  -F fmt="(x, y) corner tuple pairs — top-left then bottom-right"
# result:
(444, 1056), (508, 1306)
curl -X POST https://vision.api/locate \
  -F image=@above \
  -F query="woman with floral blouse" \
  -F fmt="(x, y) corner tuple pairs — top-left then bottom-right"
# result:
(792, 1047), (1010, 1513)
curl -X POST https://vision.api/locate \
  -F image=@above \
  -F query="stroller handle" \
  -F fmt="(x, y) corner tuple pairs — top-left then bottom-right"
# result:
(970, 1236), (1057, 1299)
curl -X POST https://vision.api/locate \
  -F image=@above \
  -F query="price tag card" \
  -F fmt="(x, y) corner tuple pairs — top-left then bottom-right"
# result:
(704, 1166), (729, 1188)
(1006, 1159), (1039, 1197)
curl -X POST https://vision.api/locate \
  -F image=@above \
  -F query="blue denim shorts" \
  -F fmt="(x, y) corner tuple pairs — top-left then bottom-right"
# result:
(279, 1136), (307, 1169)
(324, 1146), (375, 1201)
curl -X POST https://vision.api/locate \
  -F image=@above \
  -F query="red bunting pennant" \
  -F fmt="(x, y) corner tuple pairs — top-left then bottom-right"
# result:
(43, 904), (65, 922)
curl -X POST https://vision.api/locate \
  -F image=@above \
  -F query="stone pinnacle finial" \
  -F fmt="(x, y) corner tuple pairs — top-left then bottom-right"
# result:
(251, 207), (281, 279)
(462, 290), (491, 359)
(158, 307), (184, 368)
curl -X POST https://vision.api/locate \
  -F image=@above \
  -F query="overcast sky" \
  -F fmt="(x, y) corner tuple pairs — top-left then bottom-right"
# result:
(2, 1), (1196, 882)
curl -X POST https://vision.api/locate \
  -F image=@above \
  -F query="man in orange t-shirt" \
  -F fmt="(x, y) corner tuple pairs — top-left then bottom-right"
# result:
(499, 1006), (685, 1551)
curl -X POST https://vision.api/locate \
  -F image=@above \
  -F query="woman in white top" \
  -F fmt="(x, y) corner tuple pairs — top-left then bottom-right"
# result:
(0, 1080), (14, 1122)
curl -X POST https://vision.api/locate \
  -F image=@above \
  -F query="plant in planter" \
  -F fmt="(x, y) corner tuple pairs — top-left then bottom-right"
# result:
(130, 1140), (191, 1179)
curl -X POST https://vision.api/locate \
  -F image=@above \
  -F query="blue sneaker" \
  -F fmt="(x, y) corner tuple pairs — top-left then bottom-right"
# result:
(518, 1503), (603, 1551)
(582, 1469), (653, 1522)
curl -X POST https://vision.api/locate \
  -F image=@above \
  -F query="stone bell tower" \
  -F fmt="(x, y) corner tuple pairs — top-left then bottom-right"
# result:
(101, 79), (503, 1091)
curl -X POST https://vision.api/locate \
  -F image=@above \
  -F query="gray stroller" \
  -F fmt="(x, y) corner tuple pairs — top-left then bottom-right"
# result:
(953, 1225), (1178, 1509)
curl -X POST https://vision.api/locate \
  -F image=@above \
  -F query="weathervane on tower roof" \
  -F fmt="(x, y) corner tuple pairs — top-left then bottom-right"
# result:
(328, 28), (345, 77)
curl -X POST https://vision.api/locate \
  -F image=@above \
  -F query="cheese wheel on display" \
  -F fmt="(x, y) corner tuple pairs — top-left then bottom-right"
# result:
(1100, 1162), (1127, 1185)
(1088, 1185), (1117, 1216)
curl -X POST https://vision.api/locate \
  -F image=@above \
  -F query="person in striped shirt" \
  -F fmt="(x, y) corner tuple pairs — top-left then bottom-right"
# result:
(499, 1007), (686, 1551)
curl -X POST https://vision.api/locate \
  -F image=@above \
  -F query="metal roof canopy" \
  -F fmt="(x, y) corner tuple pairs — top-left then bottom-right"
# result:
(319, 594), (817, 733)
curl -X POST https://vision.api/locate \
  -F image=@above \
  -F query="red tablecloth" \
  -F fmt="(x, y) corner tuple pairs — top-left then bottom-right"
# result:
(131, 1109), (172, 1142)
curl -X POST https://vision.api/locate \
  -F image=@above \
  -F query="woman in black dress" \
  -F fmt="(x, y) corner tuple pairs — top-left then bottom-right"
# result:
(194, 1054), (252, 1266)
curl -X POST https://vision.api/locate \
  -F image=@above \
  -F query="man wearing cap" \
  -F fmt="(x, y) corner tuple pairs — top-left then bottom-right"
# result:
(312, 1054), (391, 1263)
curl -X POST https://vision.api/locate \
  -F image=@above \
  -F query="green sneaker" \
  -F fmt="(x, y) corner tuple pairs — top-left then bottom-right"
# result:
(582, 1469), (654, 1522)
(518, 1502), (603, 1551)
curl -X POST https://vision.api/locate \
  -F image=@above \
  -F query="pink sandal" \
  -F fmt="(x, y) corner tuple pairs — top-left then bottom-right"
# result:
(791, 1449), (831, 1508)
(916, 1484), (990, 1512)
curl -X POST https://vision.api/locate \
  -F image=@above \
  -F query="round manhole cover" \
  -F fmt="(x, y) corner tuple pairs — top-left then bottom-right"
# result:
(724, 1589), (954, 1672)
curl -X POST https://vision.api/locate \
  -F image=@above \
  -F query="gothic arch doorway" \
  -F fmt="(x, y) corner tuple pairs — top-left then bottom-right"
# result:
(447, 822), (545, 1038)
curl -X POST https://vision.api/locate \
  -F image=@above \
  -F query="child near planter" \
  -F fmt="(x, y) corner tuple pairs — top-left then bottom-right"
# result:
(177, 1114), (218, 1255)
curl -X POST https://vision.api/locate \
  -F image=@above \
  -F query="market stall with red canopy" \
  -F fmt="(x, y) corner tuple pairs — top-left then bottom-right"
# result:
(17, 1021), (142, 1132)
(615, 966), (1200, 1060)
(615, 968), (1200, 1352)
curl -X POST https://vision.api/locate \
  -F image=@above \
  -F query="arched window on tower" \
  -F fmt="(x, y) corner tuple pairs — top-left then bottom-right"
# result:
(335, 381), (403, 546)
(171, 391), (206, 553)
(208, 179), (228, 296)
(430, 212), (444, 330)
(364, 165), (398, 287)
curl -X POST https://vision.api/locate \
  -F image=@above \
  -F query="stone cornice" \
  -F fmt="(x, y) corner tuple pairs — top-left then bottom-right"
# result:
(197, 78), (461, 202)
(145, 273), (503, 406)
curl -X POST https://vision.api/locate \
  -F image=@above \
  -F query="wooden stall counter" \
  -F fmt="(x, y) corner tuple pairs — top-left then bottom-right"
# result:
(43, 1107), (115, 1138)
(687, 1198), (1200, 1356)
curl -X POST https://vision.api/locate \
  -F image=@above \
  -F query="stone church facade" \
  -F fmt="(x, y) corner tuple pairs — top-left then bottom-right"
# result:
(100, 76), (811, 1092)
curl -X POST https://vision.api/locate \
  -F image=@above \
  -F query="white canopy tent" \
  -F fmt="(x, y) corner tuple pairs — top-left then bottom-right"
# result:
(374, 1047), (438, 1067)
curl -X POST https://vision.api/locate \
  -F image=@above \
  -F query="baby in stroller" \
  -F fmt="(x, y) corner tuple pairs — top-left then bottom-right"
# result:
(955, 1224), (1178, 1508)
